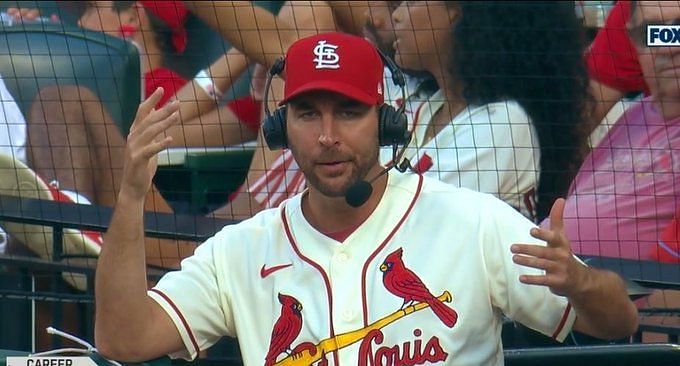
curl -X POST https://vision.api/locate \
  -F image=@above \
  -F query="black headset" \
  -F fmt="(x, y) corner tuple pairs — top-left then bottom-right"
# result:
(261, 48), (410, 151)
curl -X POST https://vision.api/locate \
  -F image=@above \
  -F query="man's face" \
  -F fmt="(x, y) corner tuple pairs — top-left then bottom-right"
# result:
(287, 91), (382, 198)
(629, 1), (680, 119)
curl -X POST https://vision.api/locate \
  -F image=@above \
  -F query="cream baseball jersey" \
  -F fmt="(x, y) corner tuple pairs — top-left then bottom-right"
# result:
(149, 172), (575, 366)
(381, 90), (540, 220)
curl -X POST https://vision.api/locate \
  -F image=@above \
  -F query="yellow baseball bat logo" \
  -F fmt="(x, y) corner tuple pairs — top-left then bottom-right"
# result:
(274, 291), (453, 366)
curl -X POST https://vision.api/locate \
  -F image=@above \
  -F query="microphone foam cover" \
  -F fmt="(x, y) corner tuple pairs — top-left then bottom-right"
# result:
(345, 180), (373, 208)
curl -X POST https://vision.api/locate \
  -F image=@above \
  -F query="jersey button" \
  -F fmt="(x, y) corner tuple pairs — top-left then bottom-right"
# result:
(342, 309), (355, 321)
(336, 252), (349, 262)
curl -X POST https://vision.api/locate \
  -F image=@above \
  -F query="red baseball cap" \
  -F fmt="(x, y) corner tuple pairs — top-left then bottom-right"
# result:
(280, 32), (385, 106)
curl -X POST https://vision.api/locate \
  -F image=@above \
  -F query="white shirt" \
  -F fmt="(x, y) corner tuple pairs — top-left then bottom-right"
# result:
(384, 90), (540, 219)
(0, 75), (27, 163)
(0, 74), (27, 254)
(151, 171), (575, 365)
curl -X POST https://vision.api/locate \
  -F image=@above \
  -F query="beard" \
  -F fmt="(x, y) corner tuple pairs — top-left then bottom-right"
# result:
(289, 142), (380, 198)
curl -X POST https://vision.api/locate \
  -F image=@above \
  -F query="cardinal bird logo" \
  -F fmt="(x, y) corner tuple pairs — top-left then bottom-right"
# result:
(380, 248), (458, 328)
(264, 293), (304, 366)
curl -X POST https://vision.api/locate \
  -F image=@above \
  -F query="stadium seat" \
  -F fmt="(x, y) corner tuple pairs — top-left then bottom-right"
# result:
(0, 22), (251, 213)
(0, 22), (141, 135)
(185, 148), (255, 214)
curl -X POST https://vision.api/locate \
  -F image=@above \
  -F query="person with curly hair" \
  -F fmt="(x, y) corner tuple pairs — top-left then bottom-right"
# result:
(391, 1), (591, 222)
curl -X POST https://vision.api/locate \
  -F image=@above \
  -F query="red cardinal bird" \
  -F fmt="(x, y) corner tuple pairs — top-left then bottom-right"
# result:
(380, 248), (458, 328)
(264, 293), (304, 366)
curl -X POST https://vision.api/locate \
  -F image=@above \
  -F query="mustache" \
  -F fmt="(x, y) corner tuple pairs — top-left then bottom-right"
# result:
(316, 149), (353, 163)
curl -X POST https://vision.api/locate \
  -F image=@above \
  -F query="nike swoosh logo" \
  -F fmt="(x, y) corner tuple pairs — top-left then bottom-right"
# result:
(260, 263), (293, 278)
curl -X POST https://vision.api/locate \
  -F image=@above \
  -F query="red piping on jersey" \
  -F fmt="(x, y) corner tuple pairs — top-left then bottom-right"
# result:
(281, 206), (339, 366)
(360, 174), (424, 326)
(551, 303), (573, 340)
(149, 288), (200, 357)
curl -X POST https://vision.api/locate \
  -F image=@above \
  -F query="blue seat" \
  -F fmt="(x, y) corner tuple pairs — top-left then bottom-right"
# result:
(0, 22), (141, 135)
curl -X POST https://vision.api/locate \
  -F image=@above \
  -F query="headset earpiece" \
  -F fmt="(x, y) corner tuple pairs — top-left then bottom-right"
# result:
(375, 47), (409, 147)
(378, 104), (408, 146)
(262, 58), (288, 150)
(262, 106), (288, 150)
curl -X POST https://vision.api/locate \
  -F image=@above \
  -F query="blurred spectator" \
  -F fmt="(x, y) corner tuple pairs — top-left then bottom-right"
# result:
(19, 1), (260, 212)
(1, 1), (263, 288)
(184, 0), (336, 69)
(0, 73), (27, 254)
(587, 0), (649, 134)
(585, 1), (649, 150)
(543, 1), (680, 263)
(388, 1), (590, 222)
(71, 1), (261, 145)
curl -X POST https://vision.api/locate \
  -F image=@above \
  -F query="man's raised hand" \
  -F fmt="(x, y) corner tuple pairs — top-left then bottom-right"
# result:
(510, 198), (590, 297)
(120, 88), (180, 201)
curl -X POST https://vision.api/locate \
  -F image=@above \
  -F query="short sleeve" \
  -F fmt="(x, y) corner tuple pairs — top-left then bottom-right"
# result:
(481, 197), (576, 342)
(0, 76), (27, 163)
(149, 236), (234, 360)
(434, 101), (538, 217)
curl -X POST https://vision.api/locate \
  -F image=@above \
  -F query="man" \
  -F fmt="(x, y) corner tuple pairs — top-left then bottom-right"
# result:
(216, 1), (433, 213)
(95, 32), (637, 365)
(548, 1), (680, 263)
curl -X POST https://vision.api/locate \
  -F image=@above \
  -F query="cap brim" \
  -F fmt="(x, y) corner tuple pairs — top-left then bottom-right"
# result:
(279, 80), (377, 106)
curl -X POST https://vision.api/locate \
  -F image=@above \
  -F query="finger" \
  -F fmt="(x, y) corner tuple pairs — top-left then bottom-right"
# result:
(133, 87), (165, 125)
(529, 227), (561, 246)
(130, 101), (178, 139)
(137, 111), (180, 145)
(512, 254), (557, 272)
(518, 274), (553, 287)
(139, 136), (174, 160)
(511, 244), (558, 260)
(129, 111), (178, 151)
(548, 198), (566, 233)
(136, 101), (179, 133)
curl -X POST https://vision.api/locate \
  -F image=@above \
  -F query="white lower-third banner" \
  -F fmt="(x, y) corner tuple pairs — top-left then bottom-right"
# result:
(7, 357), (98, 366)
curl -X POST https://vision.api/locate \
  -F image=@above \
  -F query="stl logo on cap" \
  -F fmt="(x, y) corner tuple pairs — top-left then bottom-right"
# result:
(280, 32), (385, 106)
(313, 40), (340, 69)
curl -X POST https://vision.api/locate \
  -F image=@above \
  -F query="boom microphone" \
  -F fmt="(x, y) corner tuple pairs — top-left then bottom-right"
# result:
(344, 168), (390, 208)
(344, 144), (413, 208)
